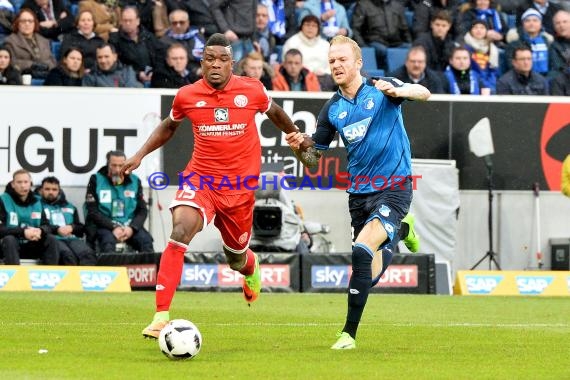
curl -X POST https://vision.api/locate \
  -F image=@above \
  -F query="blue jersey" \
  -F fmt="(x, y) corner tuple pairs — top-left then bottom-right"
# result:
(313, 77), (412, 194)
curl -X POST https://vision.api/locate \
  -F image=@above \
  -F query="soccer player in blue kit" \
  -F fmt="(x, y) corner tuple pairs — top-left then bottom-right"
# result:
(287, 36), (430, 350)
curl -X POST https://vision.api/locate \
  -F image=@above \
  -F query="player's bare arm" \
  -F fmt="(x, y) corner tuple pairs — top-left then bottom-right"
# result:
(265, 102), (321, 168)
(374, 79), (431, 101)
(122, 117), (182, 176)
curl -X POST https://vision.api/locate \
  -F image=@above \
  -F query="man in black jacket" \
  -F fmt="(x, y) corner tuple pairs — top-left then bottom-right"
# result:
(388, 45), (447, 93)
(496, 45), (549, 94)
(109, 6), (165, 85)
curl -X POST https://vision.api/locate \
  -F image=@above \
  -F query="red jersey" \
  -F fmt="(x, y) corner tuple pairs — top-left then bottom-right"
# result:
(170, 75), (271, 193)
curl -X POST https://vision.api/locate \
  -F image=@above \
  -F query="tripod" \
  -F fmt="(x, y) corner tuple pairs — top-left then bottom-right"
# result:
(471, 157), (501, 270)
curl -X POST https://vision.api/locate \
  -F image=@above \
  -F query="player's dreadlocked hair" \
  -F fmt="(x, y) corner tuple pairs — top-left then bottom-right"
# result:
(205, 33), (231, 48)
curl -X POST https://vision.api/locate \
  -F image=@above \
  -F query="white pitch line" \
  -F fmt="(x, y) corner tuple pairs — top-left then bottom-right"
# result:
(1, 322), (568, 328)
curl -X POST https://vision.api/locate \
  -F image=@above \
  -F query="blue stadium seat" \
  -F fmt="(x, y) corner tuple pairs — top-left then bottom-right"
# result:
(70, 3), (79, 16)
(361, 47), (384, 77)
(386, 47), (409, 73)
(507, 14), (517, 30)
(31, 78), (45, 86)
(51, 41), (62, 61)
(405, 10), (414, 30)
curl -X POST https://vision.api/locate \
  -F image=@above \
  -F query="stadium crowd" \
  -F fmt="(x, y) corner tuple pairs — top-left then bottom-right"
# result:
(0, 0), (568, 94)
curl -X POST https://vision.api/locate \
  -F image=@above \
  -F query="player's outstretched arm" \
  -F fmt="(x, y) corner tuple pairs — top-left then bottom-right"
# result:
(375, 79), (431, 101)
(265, 102), (321, 167)
(122, 117), (182, 176)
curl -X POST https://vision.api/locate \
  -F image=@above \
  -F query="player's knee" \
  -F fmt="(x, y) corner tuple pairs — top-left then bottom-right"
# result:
(170, 222), (194, 244)
(352, 244), (373, 279)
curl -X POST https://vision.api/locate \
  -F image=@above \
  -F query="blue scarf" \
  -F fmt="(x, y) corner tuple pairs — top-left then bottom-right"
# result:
(321, 0), (339, 38)
(475, 9), (503, 34)
(444, 66), (481, 94)
(524, 33), (549, 74)
(166, 28), (205, 60)
(263, 0), (286, 38)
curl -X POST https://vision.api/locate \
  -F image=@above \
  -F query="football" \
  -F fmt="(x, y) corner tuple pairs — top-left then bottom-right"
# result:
(158, 319), (202, 360)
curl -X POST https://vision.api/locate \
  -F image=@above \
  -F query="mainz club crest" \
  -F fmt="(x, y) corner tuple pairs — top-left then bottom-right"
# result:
(234, 95), (248, 107)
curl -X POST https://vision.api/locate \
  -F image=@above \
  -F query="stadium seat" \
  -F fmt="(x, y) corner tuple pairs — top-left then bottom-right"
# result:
(70, 3), (79, 16)
(31, 78), (45, 86)
(507, 14), (517, 30)
(405, 10), (414, 30)
(386, 47), (409, 73)
(361, 46), (385, 78)
(51, 41), (62, 61)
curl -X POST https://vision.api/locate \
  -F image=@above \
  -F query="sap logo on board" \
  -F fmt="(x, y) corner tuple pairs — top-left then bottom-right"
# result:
(0, 269), (16, 289)
(80, 271), (117, 291)
(465, 275), (503, 294)
(312, 265), (349, 287)
(181, 264), (217, 286)
(29, 270), (67, 290)
(516, 276), (553, 295)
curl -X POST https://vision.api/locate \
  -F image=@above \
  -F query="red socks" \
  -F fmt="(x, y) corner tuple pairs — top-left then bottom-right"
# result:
(239, 249), (256, 276)
(155, 240), (187, 312)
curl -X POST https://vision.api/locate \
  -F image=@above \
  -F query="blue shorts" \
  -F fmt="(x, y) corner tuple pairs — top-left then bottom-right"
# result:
(348, 178), (413, 250)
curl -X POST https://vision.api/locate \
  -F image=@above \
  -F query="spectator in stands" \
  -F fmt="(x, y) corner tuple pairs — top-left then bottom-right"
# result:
(413, 10), (456, 72)
(235, 51), (274, 89)
(109, 6), (165, 86)
(0, 46), (23, 85)
(297, 0), (352, 39)
(185, 0), (219, 39)
(496, 44), (549, 94)
(38, 176), (97, 266)
(0, 169), (59, 265)
(412, 0), (460, 40)
(254, 3), (277, 63)
(505, 8), (553, 76)
(388, 45), (448, 93)
(549, 61), (570, 94)
(0, 0), (15, 45)
(78, 0), (119, 41)
(150, 43), (198, 88)
(282, 14), (333, 89)
(210, 0), (257, 61)
(159, 9), (204, 81)
(515, 0), (562, 35)
(60, 10), (104, 72)
(549, 10), (570, 73)
(44, 46), (84, 86)
(463, 19), (500, 92)
(272, 47), (321, 91)
(259, 0), (297, 45)
(22, 0), (74, 41)
(138, 0), (169, 38)
(351, 0), (412, 71)
(4, 8), (56, 79)
(85, 150), (154, 254)
(458, 0), (507, 47)
(562, 154), (570, 197)
(82, 42), (142, 87)
(444, 46), (490, 94)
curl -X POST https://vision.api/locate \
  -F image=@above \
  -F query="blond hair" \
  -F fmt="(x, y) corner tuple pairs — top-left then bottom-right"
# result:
(329, 35), (362, 61)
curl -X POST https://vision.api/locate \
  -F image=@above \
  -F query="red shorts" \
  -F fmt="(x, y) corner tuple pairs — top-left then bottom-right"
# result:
(169, 185), (254, 253)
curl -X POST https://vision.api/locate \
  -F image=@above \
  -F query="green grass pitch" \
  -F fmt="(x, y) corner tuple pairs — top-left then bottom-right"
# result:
(0, 292), (568, 379)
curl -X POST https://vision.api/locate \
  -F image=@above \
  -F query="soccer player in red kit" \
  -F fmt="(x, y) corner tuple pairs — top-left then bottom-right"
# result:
(121, 33), (313, 339)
